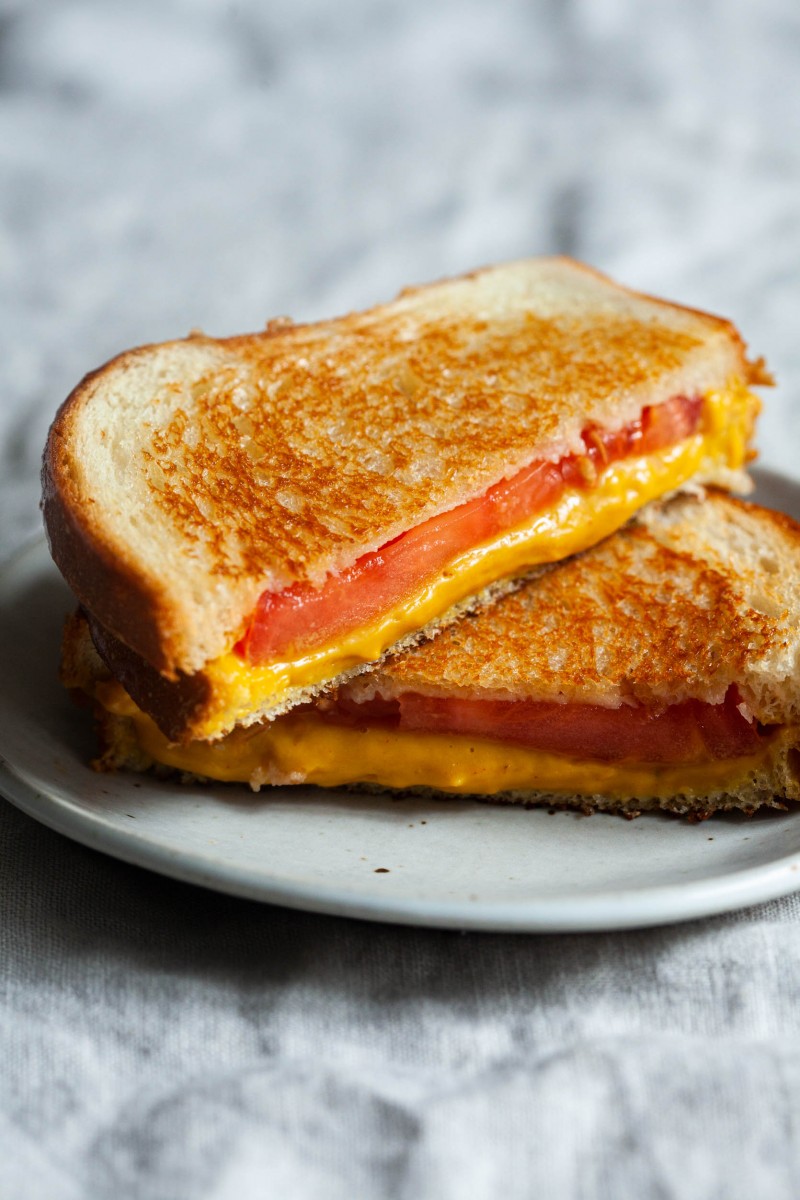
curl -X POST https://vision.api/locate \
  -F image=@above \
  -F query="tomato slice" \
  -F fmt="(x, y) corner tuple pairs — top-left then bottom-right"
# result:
(330, 686), (766, 765)
(238, 395), (703, 663)
(239, 494), (502, 662)
(238, 457), (566, 662)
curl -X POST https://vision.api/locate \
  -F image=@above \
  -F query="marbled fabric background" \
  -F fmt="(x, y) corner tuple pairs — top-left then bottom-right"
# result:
(2, 1), (800, 1196)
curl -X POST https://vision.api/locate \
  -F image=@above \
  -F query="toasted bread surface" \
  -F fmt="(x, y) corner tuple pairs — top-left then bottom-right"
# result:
(44, 258), (757, 677)
(353, 492), (800, 726)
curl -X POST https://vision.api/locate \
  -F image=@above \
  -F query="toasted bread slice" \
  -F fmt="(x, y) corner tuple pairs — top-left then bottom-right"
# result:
(45, 258), (764, 736)
(67, 492), (800, 817)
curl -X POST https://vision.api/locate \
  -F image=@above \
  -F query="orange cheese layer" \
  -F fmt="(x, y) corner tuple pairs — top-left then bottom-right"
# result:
(190, 382), (758, 740)
(98, 698), (786, 801)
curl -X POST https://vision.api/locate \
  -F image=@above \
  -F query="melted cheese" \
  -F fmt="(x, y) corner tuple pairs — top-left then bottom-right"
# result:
(112, 704), (784, 802)
(195, 383), (758, 739)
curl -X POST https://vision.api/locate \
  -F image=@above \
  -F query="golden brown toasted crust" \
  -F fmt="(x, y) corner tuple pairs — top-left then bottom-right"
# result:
(354, 492), (800, 725)
(60, 609), (105, 694)
(43, 257), (758, 677)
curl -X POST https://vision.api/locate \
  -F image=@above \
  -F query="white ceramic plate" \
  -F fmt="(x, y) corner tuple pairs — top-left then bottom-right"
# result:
(2, 469), (799, 932)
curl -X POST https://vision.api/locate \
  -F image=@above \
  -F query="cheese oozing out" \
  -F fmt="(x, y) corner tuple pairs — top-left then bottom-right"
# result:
(96, 687), (789, 802)
(186, 383), (759, 740)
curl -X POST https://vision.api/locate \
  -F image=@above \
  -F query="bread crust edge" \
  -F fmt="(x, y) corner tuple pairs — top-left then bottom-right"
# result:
(42, 351), (181, 674)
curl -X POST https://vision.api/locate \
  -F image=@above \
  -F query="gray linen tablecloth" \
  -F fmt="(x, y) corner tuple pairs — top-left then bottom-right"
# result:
(2, 2), (800, 1195)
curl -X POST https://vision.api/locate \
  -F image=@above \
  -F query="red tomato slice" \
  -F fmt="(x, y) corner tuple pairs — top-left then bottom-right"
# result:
(239, 459), (565, 662)
(240, 494), (499, 661)
(238, 395), (703, 663)
(334, 686), (766, 765)
(640, 393), (703, 455)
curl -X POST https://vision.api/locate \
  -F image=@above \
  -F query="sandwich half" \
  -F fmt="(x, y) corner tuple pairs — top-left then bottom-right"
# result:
(44, 258), (766, 744)
(66, 492), (800, 818)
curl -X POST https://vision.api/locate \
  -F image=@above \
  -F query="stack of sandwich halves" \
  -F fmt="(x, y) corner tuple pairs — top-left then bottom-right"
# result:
(44, 258), (800, 817)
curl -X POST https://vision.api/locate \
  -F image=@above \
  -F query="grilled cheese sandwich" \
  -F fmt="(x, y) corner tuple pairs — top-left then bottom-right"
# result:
(44, 259), (766, 743)
(65, 492), (800, 818)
